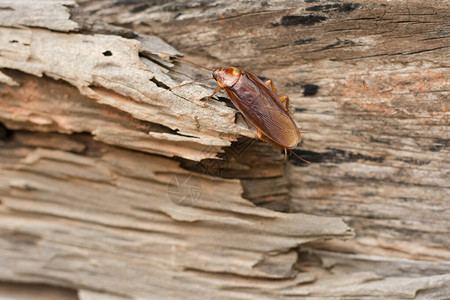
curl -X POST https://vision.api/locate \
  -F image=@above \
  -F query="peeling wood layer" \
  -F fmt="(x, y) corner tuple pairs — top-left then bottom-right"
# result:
(0, 0), (449, 299)
(0, 26), (254, 161)
(0, 131), (352, 299)
(80, 0), (450, 263)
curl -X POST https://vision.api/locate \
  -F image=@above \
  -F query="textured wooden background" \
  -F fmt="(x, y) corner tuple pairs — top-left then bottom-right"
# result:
(0, 0), (448, 299)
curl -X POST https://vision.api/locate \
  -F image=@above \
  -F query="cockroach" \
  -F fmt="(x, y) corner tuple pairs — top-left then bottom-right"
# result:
(145, 50), (309, 163)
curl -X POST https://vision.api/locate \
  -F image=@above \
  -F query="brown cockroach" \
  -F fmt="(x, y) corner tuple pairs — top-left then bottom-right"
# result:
(147, 50), (309, 163)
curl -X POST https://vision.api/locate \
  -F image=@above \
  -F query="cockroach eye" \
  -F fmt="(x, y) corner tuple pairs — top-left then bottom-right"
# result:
(213, 69), (219, 80)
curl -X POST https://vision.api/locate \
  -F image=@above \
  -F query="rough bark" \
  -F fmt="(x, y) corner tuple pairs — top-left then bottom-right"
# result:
(0, 0), (448, 299)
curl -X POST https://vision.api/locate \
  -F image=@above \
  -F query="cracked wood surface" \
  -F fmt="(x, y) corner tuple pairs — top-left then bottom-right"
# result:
(0, 132), (352, 298)
(0, 0), (449, 299)
(0, 27), (252, 161)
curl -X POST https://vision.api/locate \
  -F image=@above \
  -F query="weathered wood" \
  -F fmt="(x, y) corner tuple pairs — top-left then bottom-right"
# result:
(0, 131), (352, 299)
(0, 0), (449, 299)
(0, 27), (251, 161)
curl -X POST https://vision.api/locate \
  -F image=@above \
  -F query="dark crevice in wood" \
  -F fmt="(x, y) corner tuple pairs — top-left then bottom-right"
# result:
(278, 15), (328, 27)
(149, 76), (170, 90)
(138, 52), (172, 69)
(102, 50), (112, 56)
(290, 148), (385, 165)
(305, 3), (362, 13)
(428, 138), (450, 152)
(0, 122), (13, 142)
(302, 84), (319, 96)
(176, 137), (292, 211)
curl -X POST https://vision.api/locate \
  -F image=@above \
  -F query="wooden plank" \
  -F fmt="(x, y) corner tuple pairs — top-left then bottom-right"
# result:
(0, 0), (448, 298)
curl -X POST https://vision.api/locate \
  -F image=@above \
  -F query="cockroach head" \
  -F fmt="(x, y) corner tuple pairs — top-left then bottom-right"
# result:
(213, 67), (241, 88)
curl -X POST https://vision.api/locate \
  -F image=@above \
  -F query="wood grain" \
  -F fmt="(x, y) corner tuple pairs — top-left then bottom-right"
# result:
(0, 0), (448, 299)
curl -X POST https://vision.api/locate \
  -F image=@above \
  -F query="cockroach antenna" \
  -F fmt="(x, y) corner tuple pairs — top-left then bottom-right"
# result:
(123, 40), (310, 163)
(150, 77), (214, 97)
(141, 50), (215, 72)
(288, 149), (311, 164)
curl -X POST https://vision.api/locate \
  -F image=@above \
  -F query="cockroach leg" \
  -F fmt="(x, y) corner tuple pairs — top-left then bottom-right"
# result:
(257, 128), (286, 157)
(265, 80), (277, 94)
(257, 128), (274, 144)
(203, 86), (221, 106)
(257, 129), (310, 163)
(279, 96), (289, 110)
(257, 128), (281, 147)
(265, 80), (289, 110)
(288, 149), (311, 164)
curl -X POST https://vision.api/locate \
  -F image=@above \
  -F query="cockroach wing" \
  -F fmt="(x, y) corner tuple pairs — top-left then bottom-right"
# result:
(225, 71), (301, 149)
(254, 106), (301, 148)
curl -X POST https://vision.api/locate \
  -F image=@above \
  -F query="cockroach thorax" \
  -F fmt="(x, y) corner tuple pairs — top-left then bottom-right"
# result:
(213, 67), (242, 88)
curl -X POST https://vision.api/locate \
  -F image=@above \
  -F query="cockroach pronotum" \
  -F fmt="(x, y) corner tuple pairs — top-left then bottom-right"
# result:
(144, 49), (309, 163)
